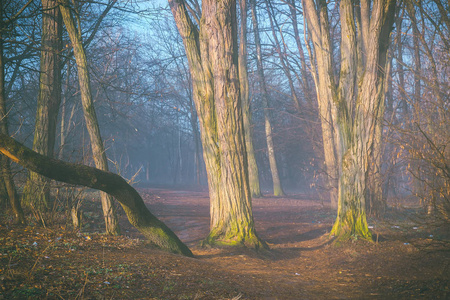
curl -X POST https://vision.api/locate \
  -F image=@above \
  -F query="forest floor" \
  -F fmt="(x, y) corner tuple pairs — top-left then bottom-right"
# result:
(0, 188), (449, 299)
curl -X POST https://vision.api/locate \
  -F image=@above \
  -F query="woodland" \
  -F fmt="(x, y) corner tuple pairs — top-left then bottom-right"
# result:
(0, 0), (449, 299)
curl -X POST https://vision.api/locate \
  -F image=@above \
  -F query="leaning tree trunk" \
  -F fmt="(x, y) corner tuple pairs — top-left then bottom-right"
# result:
(0, 5), (24, 224)
(169, 0), (265, 249)
(250, 0), (285, 197)
(23, 0), (62, 210)
(0, 133), (193, 256)
(239, 0), (261, 198)
(59, 0), (119, 235)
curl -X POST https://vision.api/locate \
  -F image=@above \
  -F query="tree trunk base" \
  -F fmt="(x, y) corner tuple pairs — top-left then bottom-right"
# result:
(202, 227), (268, 250)
(330, 210), (372, 242)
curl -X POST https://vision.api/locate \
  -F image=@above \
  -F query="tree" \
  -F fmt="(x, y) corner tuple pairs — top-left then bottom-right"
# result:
(169, 0), (265, 248)
(0, 0), (29, 224)
(59, 0), (119, 235)
(0, 133), (193, 256)
(239, 0), (261, 198)
(303, 0), (396, 240)
(250, 0), (285, 197)
(22, 0), (62, 210)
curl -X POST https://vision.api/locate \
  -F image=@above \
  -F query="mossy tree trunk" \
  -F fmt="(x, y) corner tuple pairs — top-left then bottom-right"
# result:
(303, 0), (396, 240)
(0, 3), (24, 224)
(0, 134), (193, 257)
(59, 0), (119, 235)
(239, 0), (261, 198)
(23, 0), (62, 210)
(250, 0), (285, 197)
(169, 0), (265, 249)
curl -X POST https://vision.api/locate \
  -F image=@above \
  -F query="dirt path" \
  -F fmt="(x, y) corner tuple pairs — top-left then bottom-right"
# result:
(1, 188), (448, 299)
(135, 188), (450, 299)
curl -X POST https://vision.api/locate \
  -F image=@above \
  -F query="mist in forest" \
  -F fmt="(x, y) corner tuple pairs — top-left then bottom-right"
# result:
(1, 0), (448, 231)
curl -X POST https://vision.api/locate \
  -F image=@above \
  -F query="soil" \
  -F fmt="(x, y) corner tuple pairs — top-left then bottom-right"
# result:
(0, 188), (449, 299)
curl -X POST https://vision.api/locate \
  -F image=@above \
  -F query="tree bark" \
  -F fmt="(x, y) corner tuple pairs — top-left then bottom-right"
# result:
(59, 0), (119, 235)
(0, 133), (193, 257)
(302, 0), (339, 209)
(0, 2), (24, 224)
(303, 0), (396, 240)
(23, 0), (63, 210)
(250, 0), (285, 197)
(169, 0), (265, 248)
(239, 0), (261, 198)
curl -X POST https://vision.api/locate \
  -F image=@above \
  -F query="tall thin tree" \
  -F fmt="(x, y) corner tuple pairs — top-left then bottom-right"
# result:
(22, 0), (63, 210)
(0, 0), (25, 224)
(239, 0), (261, 198)
(59, 0), (119, 235)
(250, 0), (285, 197)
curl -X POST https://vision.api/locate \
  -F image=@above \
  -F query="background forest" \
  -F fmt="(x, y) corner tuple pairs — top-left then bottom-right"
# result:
(0, 0), (449, 298)
(1, 0), (448, 230)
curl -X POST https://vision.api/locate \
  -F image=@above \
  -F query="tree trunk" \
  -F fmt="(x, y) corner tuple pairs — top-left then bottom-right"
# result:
(59, 0), (119, 235)
(0, 3), (24, 225)
(188, 96), (202, 186)
(395, 12), (408, 115)
(250, 0), (285, 197)
(22, 0), (63, 210)
(0, 133), (193, 256)
(302, 0), (339, 209)
(169, 0), (265, 249)
(239, 0), (261, 198)
(303, 0), (396, 240)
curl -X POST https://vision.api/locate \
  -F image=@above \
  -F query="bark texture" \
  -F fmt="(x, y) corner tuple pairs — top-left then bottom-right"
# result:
(23, 0), (62, 209)
(303, 0), (396, 240)
(169, 0), (265, 249)
(0, 133), (193, 257)
(59, 0), (119, 235)
(239, 0), (261, 198)
(302, 0), (339, 209)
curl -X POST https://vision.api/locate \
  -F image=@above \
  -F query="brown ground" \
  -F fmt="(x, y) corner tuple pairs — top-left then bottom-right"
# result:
(0, 188), (449, 299)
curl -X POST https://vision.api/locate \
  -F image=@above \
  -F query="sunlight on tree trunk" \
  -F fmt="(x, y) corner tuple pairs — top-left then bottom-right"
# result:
(169, 0), (266, 249)
(59, 0), (119, 235)
(302, 0), (339, 209)
(239, 0), (261, 198)
(303, 0), (396, 241)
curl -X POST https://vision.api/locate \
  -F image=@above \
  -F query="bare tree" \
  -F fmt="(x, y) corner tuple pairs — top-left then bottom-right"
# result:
(169, 0), (266, 248)
(303, 0), (396, 240)
(250, 0), (285, 197)
(22, 0), (62, 210)
(59, 0), (119, 235)
(239, 0), (261, 198)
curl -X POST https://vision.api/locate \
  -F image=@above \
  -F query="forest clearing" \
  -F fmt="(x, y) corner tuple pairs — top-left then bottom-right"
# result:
(1, 188), (448, 299)
(1, 0), (449, 298)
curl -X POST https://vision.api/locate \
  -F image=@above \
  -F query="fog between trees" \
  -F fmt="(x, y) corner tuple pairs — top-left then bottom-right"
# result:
(0, 0), (448, 250)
